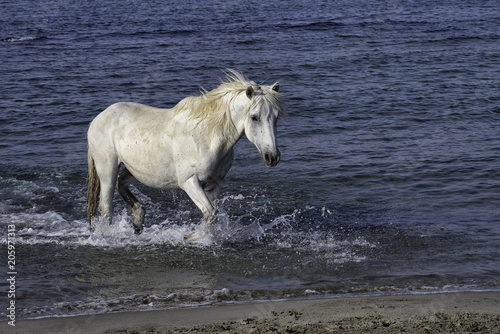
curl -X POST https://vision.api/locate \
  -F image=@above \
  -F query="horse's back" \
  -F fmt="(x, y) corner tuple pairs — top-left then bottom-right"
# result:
(93, 102), (169, 125)
(89, 102), (173, 139)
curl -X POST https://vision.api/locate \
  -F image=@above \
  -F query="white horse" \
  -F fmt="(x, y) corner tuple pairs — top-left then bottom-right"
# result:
(86, 70), (285, 238)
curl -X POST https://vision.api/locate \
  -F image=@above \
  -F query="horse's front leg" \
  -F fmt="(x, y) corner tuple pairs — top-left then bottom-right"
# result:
(181, 176), (216, 240)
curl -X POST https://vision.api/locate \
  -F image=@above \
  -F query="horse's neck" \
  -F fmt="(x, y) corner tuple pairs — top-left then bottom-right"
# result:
(201, 91), (247, 155)
(227, 92), (249, 146)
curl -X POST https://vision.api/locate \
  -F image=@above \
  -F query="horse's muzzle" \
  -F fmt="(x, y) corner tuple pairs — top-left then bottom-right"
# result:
(263, 150), (280, 167)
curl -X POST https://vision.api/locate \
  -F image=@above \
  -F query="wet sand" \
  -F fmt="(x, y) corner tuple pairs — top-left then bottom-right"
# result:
(3, 291), (500, 334)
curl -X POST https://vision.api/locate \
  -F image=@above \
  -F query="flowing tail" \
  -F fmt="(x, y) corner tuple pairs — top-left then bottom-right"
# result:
(86, 149), (100, 229)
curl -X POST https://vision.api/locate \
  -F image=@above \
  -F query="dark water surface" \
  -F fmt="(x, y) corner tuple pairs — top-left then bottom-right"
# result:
(1, 0), (499, 318)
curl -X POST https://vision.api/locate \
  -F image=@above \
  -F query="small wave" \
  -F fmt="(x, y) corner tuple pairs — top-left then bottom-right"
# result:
(3, 36), (45, 43)
(17, 287), (261, 319)
(18, 282), (488, 320)
(277, 20), (343, 31)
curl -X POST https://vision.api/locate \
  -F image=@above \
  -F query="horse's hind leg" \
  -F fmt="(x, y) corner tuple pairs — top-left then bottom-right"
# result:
(94, 160), (119, 227)
(116, 168), (145, 234)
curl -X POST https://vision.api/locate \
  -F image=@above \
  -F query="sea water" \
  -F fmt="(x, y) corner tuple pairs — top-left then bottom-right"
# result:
(1, 0), (499, 319)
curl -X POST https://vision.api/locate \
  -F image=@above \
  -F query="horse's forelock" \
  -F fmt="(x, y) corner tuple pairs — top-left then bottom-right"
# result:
(257, 86), (286, 118)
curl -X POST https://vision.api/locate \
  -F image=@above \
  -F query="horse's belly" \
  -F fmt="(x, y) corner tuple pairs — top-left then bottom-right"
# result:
(124, 160), (179, 190)
(118, 140), (179, 190)
(114, 121), (180, 189)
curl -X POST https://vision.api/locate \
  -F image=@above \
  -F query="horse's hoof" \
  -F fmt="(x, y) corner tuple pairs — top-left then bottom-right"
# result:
(184, 231), (203, 240)
(133, 225), (143, 235)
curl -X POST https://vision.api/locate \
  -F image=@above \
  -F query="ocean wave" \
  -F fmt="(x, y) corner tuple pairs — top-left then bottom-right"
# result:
(3, 36), (45, 43)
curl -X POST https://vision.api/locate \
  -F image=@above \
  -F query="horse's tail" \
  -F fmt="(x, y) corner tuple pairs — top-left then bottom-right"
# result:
(86, 149), (100, 229)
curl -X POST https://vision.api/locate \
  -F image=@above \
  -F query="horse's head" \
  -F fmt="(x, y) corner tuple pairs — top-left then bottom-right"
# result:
(243, 82), (284, 167)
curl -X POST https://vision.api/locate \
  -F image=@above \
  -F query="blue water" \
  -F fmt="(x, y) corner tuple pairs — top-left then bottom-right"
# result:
(1, 0), (499, 319)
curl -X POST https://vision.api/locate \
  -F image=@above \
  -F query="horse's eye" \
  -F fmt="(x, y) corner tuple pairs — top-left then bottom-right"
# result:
(251, 115), (259, 122)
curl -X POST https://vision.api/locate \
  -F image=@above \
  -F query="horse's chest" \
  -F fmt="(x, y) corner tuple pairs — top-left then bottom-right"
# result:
(198, 150), (233, 183)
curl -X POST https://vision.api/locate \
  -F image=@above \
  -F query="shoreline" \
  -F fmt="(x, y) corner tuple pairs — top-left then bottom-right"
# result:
(2, 291), (500, 334)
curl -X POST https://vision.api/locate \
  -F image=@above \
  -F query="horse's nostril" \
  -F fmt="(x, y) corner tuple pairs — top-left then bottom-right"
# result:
(263, 152), (280, 167)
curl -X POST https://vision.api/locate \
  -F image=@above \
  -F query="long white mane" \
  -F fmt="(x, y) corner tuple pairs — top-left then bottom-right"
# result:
(171, 69), (285, 140)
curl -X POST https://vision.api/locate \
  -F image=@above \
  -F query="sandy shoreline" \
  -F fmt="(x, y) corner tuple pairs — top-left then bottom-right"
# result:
(2, 291), (500, 334)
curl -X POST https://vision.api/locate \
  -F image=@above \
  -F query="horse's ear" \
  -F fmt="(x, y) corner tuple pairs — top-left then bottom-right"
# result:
(271, 82), (280, 92)
(246, 86), (254, 99)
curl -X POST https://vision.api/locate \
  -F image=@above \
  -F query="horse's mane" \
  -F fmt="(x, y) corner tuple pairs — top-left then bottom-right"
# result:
(172, 69), (284, 141)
